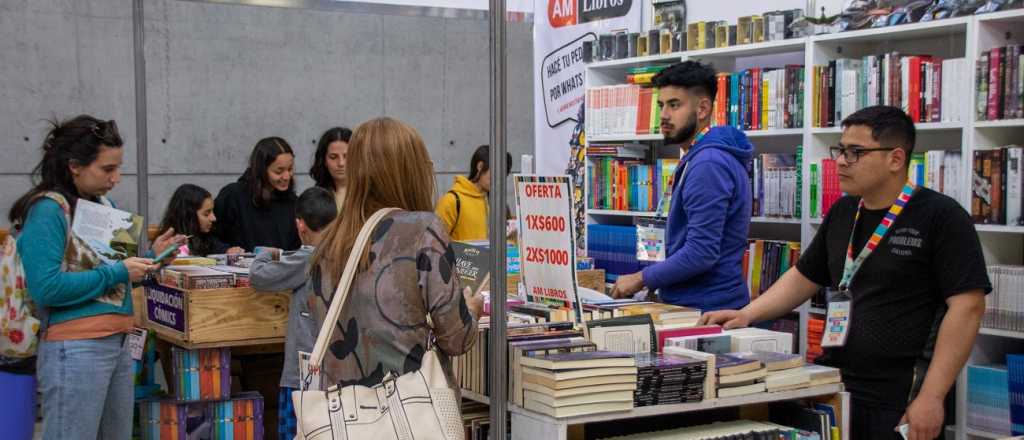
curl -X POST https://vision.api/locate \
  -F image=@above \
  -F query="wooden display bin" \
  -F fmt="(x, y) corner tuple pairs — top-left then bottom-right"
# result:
(139, 282), (289, 349)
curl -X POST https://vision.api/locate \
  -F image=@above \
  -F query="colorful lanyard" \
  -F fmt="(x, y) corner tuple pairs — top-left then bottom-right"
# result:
(839, 181), (916, 292)
(654, 126), (712, 216)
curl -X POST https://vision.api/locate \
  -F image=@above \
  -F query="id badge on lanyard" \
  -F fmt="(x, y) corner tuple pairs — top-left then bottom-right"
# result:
(821, 182), (916, 348)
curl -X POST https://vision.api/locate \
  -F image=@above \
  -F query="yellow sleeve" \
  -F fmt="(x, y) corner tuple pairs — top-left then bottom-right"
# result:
(434, 192), (458, 234)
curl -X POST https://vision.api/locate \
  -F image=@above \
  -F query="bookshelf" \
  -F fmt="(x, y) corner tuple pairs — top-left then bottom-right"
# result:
(581, 8), (1024, 440)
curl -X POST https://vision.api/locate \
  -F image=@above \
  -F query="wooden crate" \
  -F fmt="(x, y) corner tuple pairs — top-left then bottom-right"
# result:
(141, 282), (288, 349)
(506, 269), (605, 295)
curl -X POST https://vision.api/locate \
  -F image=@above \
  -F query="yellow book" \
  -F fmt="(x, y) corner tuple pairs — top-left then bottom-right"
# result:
(762, 79), (769, 130)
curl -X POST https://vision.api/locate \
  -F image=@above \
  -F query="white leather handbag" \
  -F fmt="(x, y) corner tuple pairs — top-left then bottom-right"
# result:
(293, 208), (465, 440)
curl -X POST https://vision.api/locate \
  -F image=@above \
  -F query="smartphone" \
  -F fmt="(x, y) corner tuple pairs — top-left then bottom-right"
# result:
(153, 244), (177, 264)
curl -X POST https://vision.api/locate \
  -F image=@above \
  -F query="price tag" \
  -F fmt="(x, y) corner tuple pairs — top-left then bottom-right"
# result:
(126, 328), (148, 361)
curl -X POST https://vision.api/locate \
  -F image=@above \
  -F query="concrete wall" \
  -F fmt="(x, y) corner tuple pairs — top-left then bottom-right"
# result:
(0, 0), (533, 226)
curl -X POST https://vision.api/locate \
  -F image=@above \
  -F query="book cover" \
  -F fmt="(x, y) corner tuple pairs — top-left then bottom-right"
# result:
(656, 325), (722, 352)
(451, 241), (491, 295)
(664, 334), (732, 355)
(585, 314), (656, 354)
(716, 354), (762, 376)
(521, 350), (635, 371)
(72, 198), (144, 266)
(731, 351), (804, 371)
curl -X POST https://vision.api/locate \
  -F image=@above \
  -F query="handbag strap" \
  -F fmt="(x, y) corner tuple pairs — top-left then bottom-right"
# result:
(308, 207), (399, 368)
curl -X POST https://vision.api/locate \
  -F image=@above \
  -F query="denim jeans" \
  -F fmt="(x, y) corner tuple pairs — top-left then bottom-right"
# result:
(37, 334), (134, 440)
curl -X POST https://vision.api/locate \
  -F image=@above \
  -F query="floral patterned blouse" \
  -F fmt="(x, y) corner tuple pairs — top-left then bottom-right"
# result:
(308, 211), (478, 389)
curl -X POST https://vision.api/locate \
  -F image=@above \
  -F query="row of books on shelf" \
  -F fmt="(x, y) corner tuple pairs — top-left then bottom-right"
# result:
(459, 401), (492, 440)
(586, 84), (662, 138)
(139, 345), (264, 440)
(972, 146), (1024, 225)
(586, 152), (678, 212)
(812, 54), (968, 127)
(751, 152), (801, 219)
(977, 45), (1024, 121)
(712, 66), (806, 131)
(984, 265), (1024, 332)
(598, 417), (836, 440)
(966, 355), (1024, 437)
(744, 240), (800, 301)
(809, 150), (965, 220)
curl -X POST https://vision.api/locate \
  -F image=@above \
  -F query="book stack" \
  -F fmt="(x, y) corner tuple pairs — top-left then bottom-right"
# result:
(171, 347), (231, 401)
(453, 321), (582, 398)
(972, 146), (1024, 225)
(813, 55), (968, 127)
(616, 303), (702, 330)
(731, 351), (840, 393)
(983, 265), (1024, 332)
(976, 45), (1024, 122)
(656, 325), (722, 353)
(665, 331), (732, 355)
(586, 84), (659, 138)
(724, 328), (794, 354)
(138, 392), (264, 440)
(750, 153), (800, 219)
(460, 401), (491, 440)
(632, 352), (707, 406)
(161, 265), (236, 290)
(806, 318), (825, 363)
(712, 66), (806, 131)
(743, 240), (800, 300)
(587, 224), (642, 280)
(626, 65), (668, 86)
(967, 364), (1012, 436)
(586, 154), (679, 213)
(520, 351), (637, 418)
(508, 337), (596, 406)
(714, 354), (768, 398)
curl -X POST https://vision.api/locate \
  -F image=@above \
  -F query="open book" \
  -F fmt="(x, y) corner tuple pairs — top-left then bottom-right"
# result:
(73, 199), (144, 265)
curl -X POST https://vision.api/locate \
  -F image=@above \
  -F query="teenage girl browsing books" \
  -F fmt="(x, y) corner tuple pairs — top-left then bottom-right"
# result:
(158, 184), (244, 256)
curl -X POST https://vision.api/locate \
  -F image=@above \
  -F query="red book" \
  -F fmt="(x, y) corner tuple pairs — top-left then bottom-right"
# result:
(656, 325), (723, 352)
(636, 88), (653, 135)
(234, 400), (245, 439)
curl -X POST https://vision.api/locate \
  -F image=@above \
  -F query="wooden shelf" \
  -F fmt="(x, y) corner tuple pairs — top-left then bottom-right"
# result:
(509, 383), (843, 425)
(751, 216), (801, 224)
(588, 209), (661, 218)
(744, 128), (804, 138)
(979, 327), (1024, 340)
(587, 53), (684, 70)
(974, 224), (1024, 233)
(589, 133), (665, 142)
(462, 389), (491, 405)
(963, 426), (1008, 439)
(686, 39), (805, 59)
(975, 119), (1024, 129)
(812, 16), (970, 44)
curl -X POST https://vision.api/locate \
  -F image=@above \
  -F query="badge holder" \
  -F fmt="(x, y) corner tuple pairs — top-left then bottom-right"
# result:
(821, 287), (852, 348)
(636, 218), (667, 263)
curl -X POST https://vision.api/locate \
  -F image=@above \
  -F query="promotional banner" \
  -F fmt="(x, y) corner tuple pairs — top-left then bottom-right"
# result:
(533, 0), (642, 252)
(514, 175), (582, 321)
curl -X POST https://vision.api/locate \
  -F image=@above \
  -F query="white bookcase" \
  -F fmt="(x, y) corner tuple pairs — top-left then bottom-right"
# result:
(583, 9), (1024, 440)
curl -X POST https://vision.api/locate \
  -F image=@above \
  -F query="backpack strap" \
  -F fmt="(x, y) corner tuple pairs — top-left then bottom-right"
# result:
(447, 190), (461, 236)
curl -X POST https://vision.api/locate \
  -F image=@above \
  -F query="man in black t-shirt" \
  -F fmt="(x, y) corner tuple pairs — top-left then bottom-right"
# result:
(702, 106), (990, 440)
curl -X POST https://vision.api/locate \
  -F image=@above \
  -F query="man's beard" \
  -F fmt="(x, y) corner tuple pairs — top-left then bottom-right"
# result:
(664, 113), (698, 145)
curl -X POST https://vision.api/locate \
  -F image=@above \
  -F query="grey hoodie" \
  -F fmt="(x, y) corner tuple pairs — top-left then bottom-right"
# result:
(250, 245), (315, 389)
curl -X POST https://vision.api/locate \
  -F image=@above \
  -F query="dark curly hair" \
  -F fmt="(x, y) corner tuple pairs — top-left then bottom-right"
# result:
(159, 184), (219, 256)
(9, 115), (123, 226)
(651, 60), (718, 99)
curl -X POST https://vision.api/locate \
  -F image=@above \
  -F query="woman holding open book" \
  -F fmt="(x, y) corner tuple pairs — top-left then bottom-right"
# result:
(8, 115), (183, 439)
(308, 117), (484, 389)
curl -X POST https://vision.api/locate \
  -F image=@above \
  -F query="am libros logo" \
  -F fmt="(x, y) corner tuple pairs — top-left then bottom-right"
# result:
(547, 0), (632, 28)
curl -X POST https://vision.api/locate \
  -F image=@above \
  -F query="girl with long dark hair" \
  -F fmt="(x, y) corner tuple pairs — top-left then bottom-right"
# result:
(158, 184), (243, 256)
(310, 127), (352, 210)
(213, 137), (301, 251)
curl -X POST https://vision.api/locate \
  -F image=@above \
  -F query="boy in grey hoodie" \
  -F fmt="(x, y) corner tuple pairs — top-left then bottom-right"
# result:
(249, 187), (336, 440)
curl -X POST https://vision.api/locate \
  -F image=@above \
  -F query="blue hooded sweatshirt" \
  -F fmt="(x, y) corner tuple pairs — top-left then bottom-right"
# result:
(642, 126), (753, 312)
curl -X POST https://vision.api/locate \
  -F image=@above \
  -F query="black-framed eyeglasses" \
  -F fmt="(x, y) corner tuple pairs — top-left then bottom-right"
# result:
(828, 146), (895, 164)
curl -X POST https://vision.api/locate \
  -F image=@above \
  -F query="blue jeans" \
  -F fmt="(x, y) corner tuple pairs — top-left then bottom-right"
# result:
(37, 334), (134, 440)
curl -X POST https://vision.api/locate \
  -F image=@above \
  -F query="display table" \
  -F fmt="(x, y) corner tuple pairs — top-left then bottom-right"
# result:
(508, 384), (849, 440)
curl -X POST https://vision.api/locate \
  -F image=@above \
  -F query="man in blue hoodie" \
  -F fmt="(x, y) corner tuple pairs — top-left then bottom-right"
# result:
(611, 60), (753, 312)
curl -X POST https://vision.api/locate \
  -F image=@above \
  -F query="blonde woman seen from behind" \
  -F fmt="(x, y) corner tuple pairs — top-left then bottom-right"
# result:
(309, 117), (484, 390)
